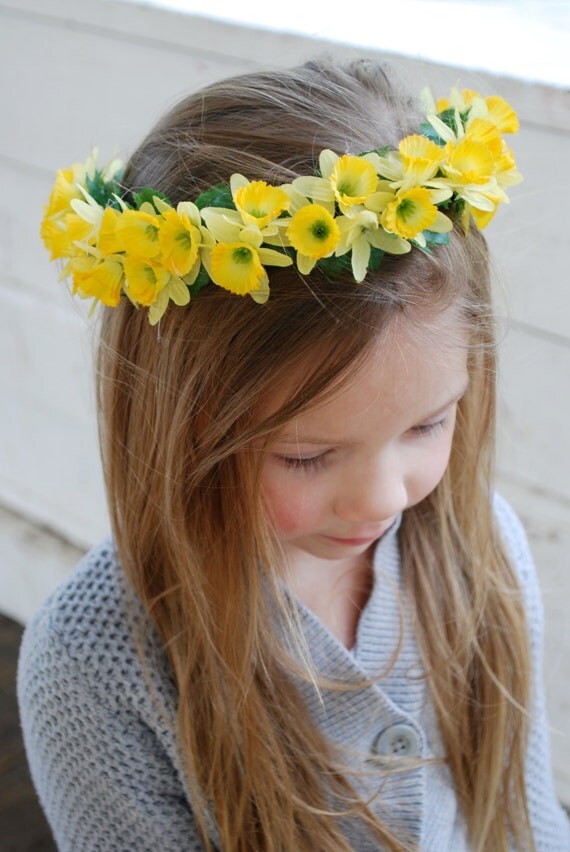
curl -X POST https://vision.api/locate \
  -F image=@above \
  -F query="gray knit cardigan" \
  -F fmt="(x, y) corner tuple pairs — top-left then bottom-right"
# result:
(17, 495), (570, 850)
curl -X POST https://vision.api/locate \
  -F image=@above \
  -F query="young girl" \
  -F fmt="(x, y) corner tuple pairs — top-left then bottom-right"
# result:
(18, 60), (569, 851)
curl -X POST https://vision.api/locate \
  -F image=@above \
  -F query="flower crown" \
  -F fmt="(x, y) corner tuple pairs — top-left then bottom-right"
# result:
(41, 87), (521, 325)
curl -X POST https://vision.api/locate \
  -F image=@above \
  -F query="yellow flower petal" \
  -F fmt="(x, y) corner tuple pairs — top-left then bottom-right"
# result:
(444, 138), (496, 185)
(98, 207), (122, 256)
(43, 166), (83, 220)
(485, 95), (519, 134)
(329, 154), (378, 207)
(398, 134), (447, 183)
(233, 180), (290, 229)
(381, 187), (437, 240)
(69, 256), (124, 307)
(209, 242), (267, 295)
(470, 204), (497, 229)
(123, 256), (169, 305)
(158, 208), (200, 276)
(286, 204), (340, 259)
(291, 176), (334, 204)
(115, 210), (160, 258)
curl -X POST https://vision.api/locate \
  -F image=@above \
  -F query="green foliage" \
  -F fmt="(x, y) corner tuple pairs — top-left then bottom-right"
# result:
(360, 146), (390, 158)
(132, 186), (172, 209)
(194, 182), (235, 211)
(419, 122), (445, 146)
(424, 231), (450, 248)
(86, 170), (124, 209)
(316, 253), (353, 277)
(187, 266), (211, 298)
(368, 247), (385, 271)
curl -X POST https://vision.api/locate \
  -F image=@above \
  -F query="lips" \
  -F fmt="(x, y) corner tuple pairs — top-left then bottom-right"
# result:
(322, 521), (396, 546)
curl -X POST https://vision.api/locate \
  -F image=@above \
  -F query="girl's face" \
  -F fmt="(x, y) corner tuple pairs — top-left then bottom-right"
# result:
(259, 307), (469, 574)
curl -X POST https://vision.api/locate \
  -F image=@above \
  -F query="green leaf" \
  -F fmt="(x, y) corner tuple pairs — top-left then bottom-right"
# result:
(460, 107), (471, 127)
(86, 169), (124, 208)
(361, 146), (390, 158)
(315, 253), (352, 277)
(419, 122), (445, 146)
(194, 182), (235, 211)
(132, 186), (172, 210)
(423, 231), (450, 248)
(368, 247), (385, 271)
(438, 108), (458, 134)
(187, 266), (211, 297)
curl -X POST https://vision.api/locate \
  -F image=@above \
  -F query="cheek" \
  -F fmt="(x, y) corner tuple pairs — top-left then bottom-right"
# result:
(260, 469), (318, 536)
(410, 433), (455, 503)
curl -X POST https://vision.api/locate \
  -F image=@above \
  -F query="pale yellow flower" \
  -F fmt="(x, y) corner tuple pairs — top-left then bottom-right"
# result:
(208, 242), (268, 296)
(97, 208), (123, 256)
(158, 208), (201, 276)
(41, 212), (93, 261)
(335, 210), (411, 282)
(231, 176), (290, 229)
(43, 166), (84, 221)
(292, 151), (378, 213)
(485, 95), (519, 133)
(329, 154), (378, 208)
(115, 210), (160, 258)
(286, 204), (340, 273)
(398, 135), (449, 186)
(67, 255), (124, 307)
(444, 138), (497, 186)
(123, 256), (170, 305)
(148, 275), (192, 326)
(381, 187), (439, 240)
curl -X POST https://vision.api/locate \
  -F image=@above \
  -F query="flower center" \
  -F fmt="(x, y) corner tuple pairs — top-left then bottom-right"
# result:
(397, 199), (415, 220)
(310, 221), (330, 241)
(232, 246), (253, 264)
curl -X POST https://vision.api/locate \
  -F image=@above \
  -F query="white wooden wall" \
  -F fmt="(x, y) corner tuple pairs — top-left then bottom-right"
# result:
(1, 0), (569, 804)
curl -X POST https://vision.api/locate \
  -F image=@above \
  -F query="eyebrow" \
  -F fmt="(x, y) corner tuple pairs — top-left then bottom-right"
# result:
(275, 382), (469, 445)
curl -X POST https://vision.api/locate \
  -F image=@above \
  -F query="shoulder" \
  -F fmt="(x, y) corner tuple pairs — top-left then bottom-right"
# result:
(17, 537), (176, 722)
(17, 542), (205, 851)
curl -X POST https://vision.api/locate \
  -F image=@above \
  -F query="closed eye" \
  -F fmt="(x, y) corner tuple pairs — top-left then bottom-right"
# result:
(411, 416), (448, 436)
(275, 452), (330, 472)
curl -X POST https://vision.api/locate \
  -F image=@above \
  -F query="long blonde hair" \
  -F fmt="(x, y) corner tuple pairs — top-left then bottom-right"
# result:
(97, 60), (532, 850)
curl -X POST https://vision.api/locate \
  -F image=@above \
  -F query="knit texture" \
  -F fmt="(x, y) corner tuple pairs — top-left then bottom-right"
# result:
(17, 495), (570, 851)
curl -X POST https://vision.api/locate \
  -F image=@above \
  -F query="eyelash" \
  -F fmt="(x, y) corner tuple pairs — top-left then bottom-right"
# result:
(276, 453), (329, 472)
(412, 416), (448, 436)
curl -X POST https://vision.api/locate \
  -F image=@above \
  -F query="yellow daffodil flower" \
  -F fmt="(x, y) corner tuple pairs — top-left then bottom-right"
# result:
(286, 204), (340, 274)
(123, 256), (170, 305)
(398, 134), (449, 185)
(381, 187), (441, 241)
(207, 242), (268, 296)
(444, 138), (498, 186)
(292, 151), (378, 214)
(41, 212), (93, 260)
(148, 275), (191, 326)
(98, 207), (122, 256)
(329, 154), (378, 208)
(335, 210), (411, 281)
(231, 176), (290, 229)
(484, 95), (519, 133)
(66, 255), (124, 307)
(158, 208), (201, 276)
(115, 210), (160, 258)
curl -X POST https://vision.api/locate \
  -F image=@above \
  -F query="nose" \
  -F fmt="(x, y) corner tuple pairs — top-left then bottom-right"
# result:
(334, 455), (408, 525)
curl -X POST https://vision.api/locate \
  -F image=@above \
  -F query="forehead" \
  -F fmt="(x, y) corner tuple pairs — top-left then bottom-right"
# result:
(263, 306), (470, 437)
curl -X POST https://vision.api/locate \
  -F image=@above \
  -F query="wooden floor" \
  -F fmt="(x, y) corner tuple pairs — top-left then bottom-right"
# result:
(0, 613), (56, 851)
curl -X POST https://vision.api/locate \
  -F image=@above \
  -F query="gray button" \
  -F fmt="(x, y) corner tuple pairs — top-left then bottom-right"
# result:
(371, 723), (421, 758)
